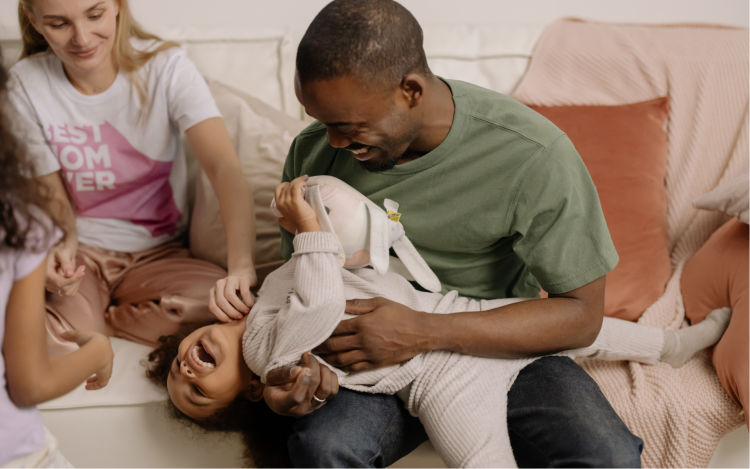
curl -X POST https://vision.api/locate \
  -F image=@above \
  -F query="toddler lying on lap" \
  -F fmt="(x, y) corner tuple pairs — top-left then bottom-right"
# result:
(148, 176), (731, 467)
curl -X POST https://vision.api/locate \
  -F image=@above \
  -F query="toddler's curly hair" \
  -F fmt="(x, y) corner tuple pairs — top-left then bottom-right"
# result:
(147, 332), (293, 467)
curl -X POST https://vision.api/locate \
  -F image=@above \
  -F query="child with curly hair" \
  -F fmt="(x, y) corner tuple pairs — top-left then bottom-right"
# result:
(147, 176), (731, 467)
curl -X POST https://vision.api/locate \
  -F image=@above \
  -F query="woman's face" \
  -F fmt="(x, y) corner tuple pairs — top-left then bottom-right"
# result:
(26, 0), (119, 78)
(167, 320), (255, 420)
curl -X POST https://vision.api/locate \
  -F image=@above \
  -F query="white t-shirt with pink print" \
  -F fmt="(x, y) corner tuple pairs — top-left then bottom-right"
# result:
(7, 39), (221, 252)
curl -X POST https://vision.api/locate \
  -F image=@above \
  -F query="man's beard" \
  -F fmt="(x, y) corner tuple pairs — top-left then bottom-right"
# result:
(356, 146), (405, 172)
(355, 126), (419, 172)
(359, 155), (399, 172)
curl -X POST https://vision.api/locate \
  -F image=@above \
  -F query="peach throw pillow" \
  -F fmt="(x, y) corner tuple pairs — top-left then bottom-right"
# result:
(681, 219), (749, 423)
(530, 98), (671, 321)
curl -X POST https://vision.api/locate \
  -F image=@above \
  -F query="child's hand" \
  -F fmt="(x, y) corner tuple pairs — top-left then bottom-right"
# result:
(60, 330), (114, 390)
(45, 240), (86, 296)
(274, 176), (321, 233)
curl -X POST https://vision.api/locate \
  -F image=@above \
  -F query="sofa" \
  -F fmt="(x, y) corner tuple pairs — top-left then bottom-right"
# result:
(1, 3), (748, 467)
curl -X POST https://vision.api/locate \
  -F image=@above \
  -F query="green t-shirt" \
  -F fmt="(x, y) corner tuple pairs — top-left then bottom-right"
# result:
(281, 79), (618, 299)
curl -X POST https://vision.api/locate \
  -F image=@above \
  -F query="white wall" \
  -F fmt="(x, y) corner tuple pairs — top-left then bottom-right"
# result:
(128, 0), (749, 31)
(1, 0), (746, 116)
(0, 0), (747, 38)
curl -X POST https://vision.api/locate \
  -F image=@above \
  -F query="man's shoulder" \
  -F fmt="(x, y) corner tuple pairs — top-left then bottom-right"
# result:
(447, 78), (564, 148)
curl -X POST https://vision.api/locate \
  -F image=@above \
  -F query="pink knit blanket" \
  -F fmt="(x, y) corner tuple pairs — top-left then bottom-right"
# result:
(513, 19), (747, 467)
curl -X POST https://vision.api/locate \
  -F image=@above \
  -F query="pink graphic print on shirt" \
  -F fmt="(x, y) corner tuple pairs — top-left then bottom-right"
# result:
(47, 122), (180, 237)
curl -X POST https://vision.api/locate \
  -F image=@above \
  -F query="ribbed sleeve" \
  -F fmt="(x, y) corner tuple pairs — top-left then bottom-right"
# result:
(243, 232), (345, 382)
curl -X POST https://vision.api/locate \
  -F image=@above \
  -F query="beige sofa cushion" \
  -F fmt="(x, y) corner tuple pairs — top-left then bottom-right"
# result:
(189, 80), (305, 283)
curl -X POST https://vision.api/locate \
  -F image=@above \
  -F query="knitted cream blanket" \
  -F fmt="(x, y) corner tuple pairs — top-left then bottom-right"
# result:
(513, 18), (748, 467)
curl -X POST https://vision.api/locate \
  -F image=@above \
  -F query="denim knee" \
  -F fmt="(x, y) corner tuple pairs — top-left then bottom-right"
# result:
(508, 356), (643, 468)
(287, 389), (426, 468)
(288, 425), (376, 467)
(594, 433), (643, 468)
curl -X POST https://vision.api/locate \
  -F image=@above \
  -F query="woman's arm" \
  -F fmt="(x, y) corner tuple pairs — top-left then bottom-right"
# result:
(36, 172), (85, 296)
(186, 117), (258, 320)
(3, 257), (113, 407)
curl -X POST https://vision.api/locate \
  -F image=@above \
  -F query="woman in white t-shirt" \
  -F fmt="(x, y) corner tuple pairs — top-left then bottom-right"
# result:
(0, 50), (113, 468)
(7, 0), (257, 355)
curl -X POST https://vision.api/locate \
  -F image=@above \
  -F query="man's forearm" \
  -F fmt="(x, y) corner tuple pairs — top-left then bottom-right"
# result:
(422, 277), (606, 359)
(422, 297), (600, 358)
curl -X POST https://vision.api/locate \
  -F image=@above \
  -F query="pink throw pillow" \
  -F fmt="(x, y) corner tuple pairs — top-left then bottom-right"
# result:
(530, 98), (671, 321)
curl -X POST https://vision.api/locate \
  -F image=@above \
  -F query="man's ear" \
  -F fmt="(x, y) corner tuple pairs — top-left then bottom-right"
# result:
(400, 73), (425, 108)
(243, 374), (264, 402)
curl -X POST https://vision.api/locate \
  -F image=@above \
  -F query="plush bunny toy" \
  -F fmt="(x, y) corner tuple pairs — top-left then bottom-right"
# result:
(272, 175), (441, 293)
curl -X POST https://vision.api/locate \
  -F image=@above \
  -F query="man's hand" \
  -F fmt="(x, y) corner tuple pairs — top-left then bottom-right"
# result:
(314, 297), (432, 372)
(263, 352), (339, 417)
(45, 241), (85, 296)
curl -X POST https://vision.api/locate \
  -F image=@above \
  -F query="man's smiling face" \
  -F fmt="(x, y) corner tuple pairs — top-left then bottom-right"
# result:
(295, 73), (421, 172)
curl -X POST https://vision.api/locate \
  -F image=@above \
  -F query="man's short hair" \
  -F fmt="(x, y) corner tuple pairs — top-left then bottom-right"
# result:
(296, 0), (431, 89)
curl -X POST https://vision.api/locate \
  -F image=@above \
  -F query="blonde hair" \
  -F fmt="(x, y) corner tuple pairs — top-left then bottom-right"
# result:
(18, 0), (180, 104)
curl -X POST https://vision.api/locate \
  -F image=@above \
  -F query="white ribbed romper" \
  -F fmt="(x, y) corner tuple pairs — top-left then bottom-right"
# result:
(243, 232), (664, 467)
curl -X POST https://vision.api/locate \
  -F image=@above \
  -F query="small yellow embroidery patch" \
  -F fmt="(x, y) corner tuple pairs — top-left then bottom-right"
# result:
(387, 210), (402, 223)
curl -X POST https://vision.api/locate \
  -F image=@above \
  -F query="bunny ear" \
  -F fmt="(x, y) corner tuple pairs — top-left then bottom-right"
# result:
(364, 202), (390, 274)
(383, 198), (441, 293)
(391, 236), (442, 293)
(306, 184), (346, 266)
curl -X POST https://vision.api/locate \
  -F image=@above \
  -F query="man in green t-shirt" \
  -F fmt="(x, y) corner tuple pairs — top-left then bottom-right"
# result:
(264, 0), (643, 467)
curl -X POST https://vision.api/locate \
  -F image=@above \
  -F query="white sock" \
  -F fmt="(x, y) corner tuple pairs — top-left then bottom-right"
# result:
(661, 307), (732, 368)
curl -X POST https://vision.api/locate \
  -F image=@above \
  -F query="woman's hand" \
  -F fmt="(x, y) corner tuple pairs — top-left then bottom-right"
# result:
(186, 118), (258, 320)
(45, 239), (86, 296)
(209, 271), (256, 322)
(60, 330), (114, 390)
(274, 176), (321, 233)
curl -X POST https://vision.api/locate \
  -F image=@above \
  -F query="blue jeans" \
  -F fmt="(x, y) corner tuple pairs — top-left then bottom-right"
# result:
(287, 356), (643, 467)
